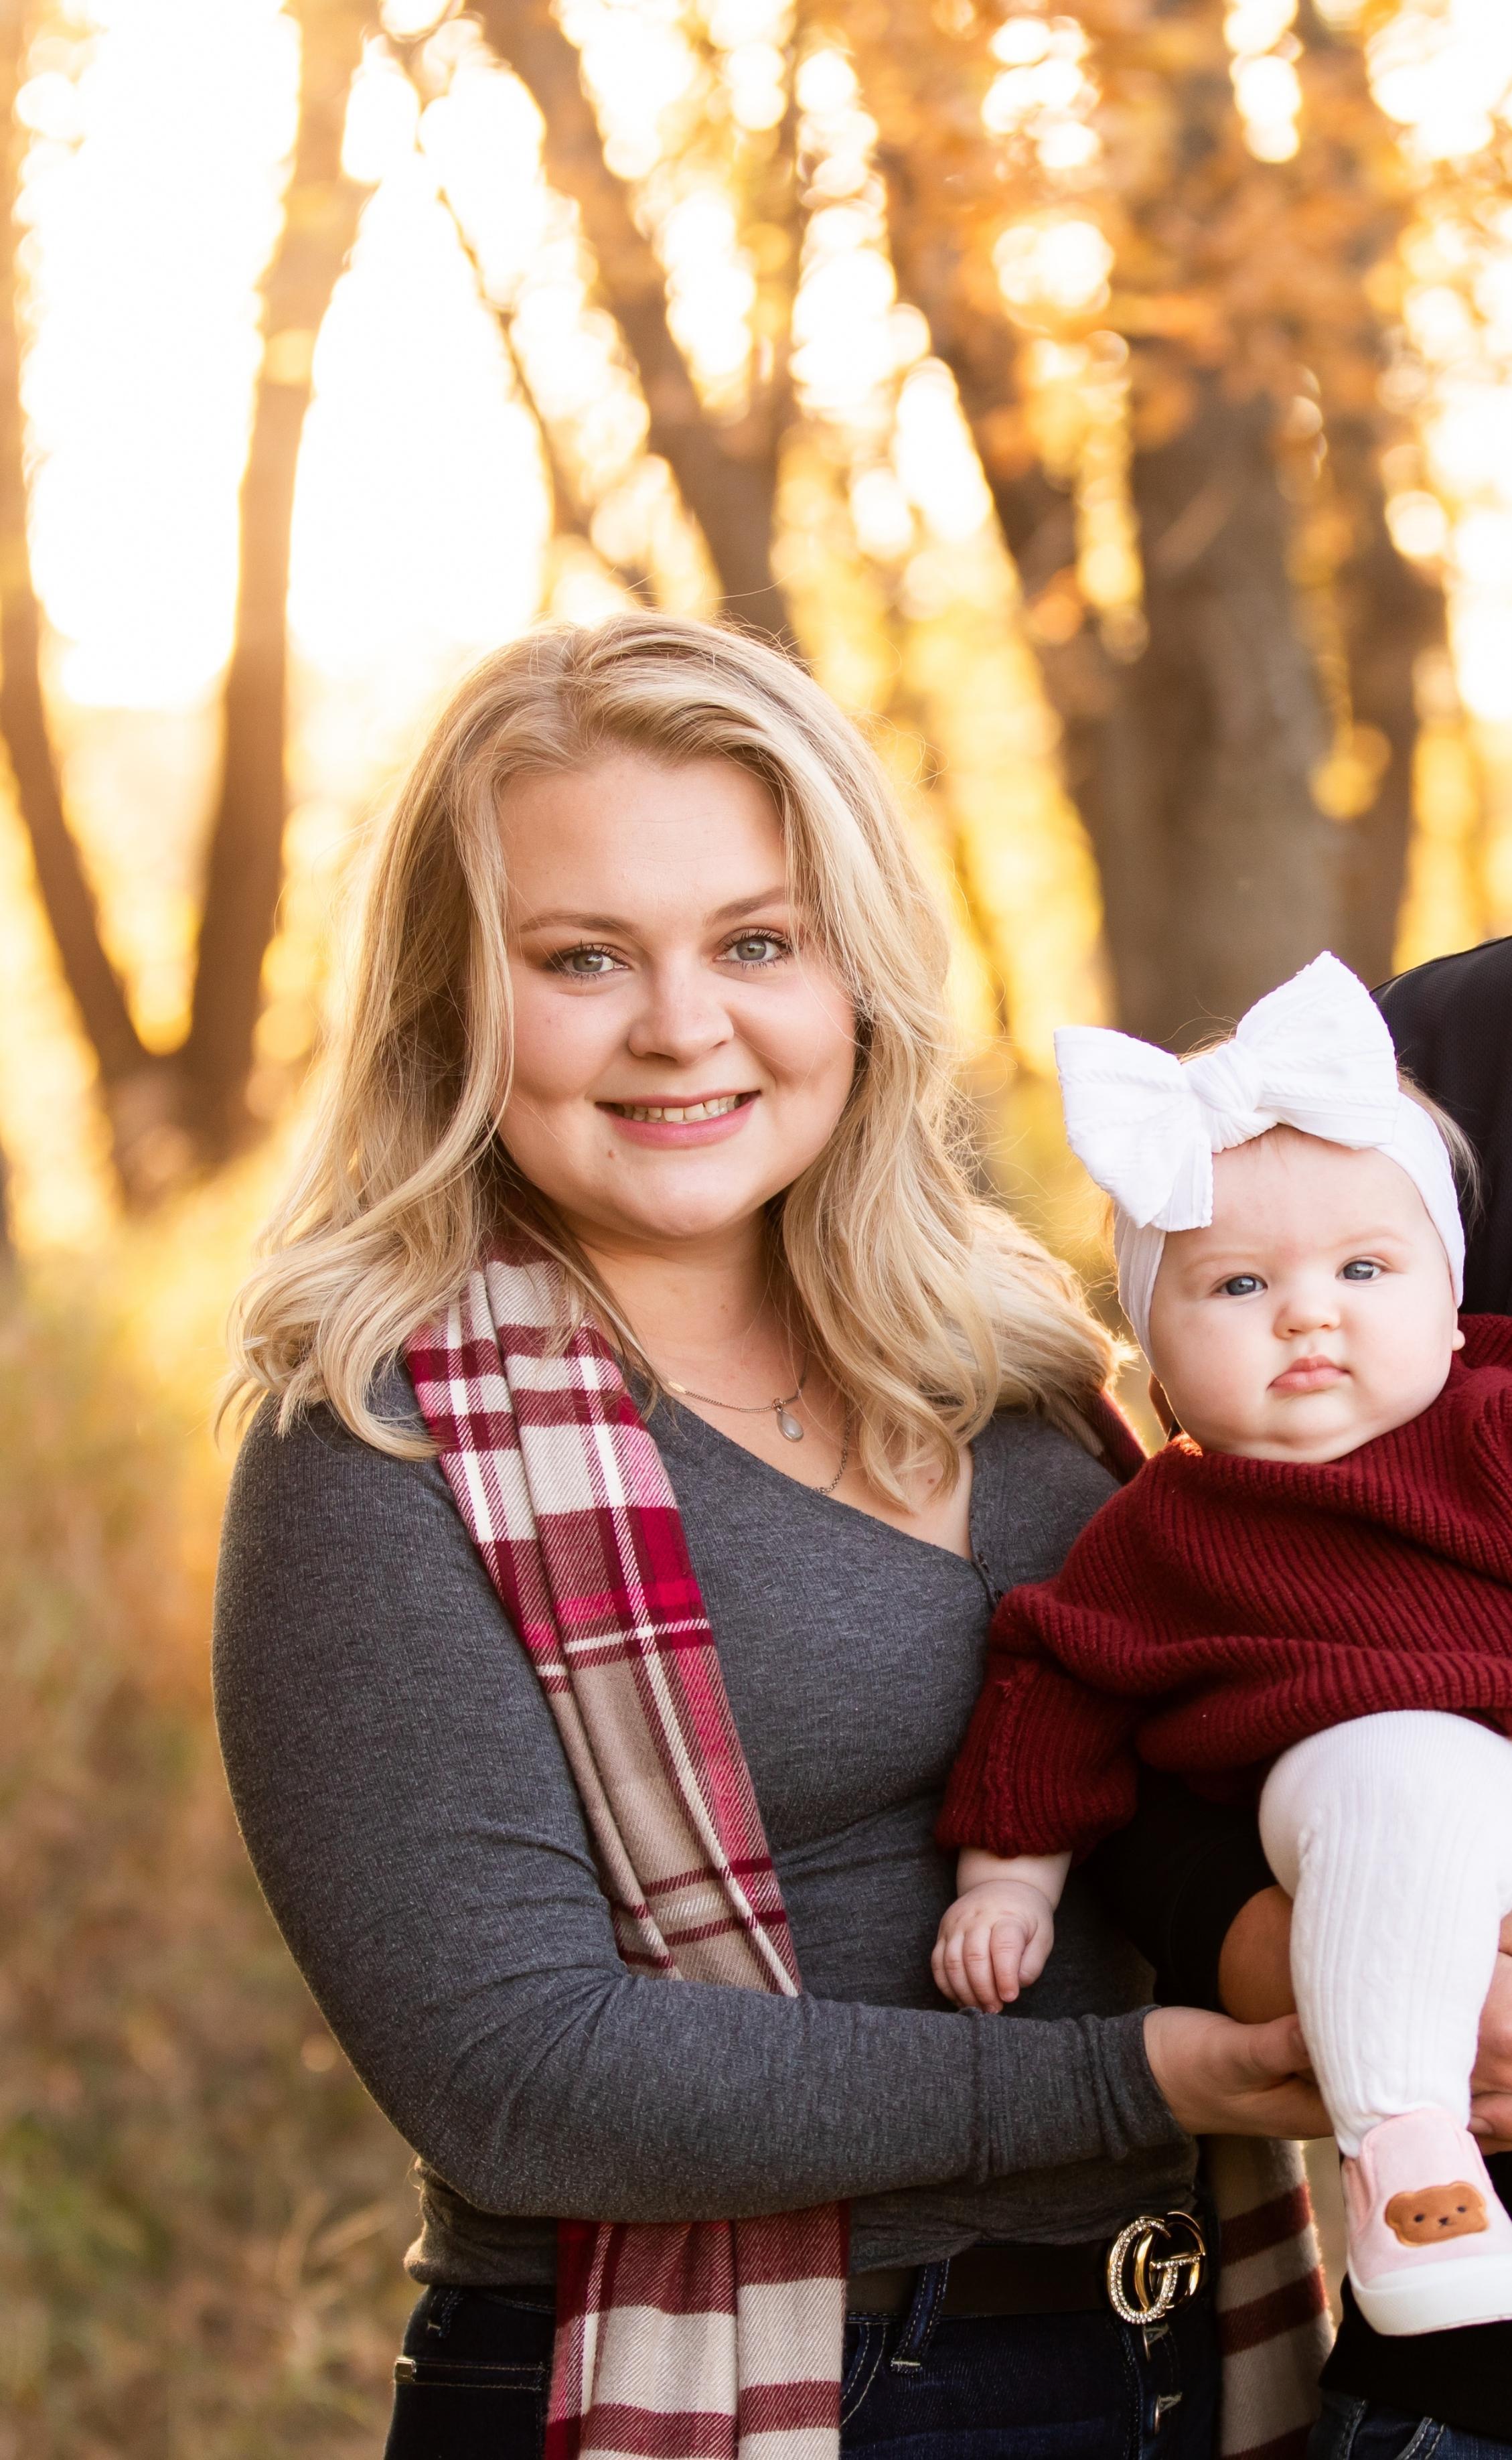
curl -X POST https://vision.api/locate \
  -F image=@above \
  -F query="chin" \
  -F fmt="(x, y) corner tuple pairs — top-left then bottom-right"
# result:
(589, 1189), (771, 1245)
(1277, 1421), (1373, 1463)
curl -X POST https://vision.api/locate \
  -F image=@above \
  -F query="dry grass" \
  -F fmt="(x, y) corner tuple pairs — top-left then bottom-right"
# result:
(0, 1212), (413, 2457)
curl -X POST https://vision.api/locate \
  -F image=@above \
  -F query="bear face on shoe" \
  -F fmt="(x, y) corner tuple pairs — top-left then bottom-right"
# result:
(1384, 2183), (1489, 2246)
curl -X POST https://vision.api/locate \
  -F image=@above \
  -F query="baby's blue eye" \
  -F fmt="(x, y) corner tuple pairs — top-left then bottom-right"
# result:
(1217, 1275), (1264, 1298)
(1341, 1258), (1383, 1281)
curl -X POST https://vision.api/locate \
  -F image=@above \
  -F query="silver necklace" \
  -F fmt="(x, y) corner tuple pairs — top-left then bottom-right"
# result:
(664, 1360), (810, 1443)
(812, 1410), (852, 1500)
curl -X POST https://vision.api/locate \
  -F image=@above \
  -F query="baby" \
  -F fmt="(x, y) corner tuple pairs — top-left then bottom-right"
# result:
(934, 952), (1512, 2338)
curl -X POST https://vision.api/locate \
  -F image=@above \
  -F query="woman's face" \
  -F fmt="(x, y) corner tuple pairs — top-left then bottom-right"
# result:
(494, 751), (858, 1254)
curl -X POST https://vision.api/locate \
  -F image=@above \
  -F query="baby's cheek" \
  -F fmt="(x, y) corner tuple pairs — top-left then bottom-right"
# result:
(1158, 1321), (1264, 1450)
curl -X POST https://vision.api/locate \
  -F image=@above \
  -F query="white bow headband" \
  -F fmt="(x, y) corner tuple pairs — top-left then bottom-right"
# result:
(1053, 951), (1465, 1358)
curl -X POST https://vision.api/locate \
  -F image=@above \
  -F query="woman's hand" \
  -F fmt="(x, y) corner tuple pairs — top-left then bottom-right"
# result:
(1144, 2006), (1329, 2140)
(1470, 1913), (1512, 2151)
(1216, 1884), (1296, 2024)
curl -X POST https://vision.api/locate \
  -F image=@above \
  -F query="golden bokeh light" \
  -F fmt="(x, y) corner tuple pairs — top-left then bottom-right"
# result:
(2, 0), (1512, 1254)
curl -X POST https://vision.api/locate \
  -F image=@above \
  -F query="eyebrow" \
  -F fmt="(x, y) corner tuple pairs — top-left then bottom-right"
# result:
(1179, 1226), (1412, 1272)
(515, 887), (791, 933)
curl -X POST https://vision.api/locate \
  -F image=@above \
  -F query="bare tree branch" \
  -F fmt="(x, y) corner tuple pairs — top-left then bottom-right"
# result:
(182, 0), (369, 1155)
(471, 0), (791, 641)
(0, 7), (154, 1106)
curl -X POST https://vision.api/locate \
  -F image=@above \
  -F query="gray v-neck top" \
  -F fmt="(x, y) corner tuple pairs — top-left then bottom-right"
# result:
(212, 1378), (1193, 2287)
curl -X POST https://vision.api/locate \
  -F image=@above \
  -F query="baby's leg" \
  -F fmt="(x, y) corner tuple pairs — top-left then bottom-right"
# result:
(1260, 1710), (1512, 2154)
(1260, 1711), (1512, 2336)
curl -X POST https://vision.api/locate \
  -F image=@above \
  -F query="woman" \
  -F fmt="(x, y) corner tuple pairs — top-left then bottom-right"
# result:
(215, 613), (1322, 2460)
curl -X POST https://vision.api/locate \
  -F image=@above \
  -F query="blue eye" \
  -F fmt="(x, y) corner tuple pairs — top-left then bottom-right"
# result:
(551, 944), (621, 977)
(1341, 1258), (1383, 1281)
(724, 933), (789, 965)
(1217, 1275), (1264, 1298)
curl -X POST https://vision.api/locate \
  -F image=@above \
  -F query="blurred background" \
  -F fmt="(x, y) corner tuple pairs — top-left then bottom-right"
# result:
(2, 0), (1507, 2445)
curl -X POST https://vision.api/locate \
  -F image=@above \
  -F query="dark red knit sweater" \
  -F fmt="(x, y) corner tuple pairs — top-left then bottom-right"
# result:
(938, 1315), (1512, 1863)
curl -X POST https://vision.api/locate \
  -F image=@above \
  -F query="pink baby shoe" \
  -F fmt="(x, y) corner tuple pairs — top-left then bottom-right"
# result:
(1344, 2108), (1512, 2335)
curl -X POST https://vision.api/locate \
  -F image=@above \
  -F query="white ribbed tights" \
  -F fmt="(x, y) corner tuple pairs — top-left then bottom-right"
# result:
(1258, 1711), (1512, 2157)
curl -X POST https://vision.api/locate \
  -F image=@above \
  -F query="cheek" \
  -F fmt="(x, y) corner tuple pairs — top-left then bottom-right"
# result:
(747, 974), (856, 1096)
(1160, 1309), (1260, 1413)
(1350, 1282), (1458, 1381)
(504, 977), (617, 1108)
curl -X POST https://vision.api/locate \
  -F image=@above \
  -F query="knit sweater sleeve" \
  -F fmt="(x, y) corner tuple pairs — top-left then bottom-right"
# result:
(1458, 1320), (1512, 1528)
(935, 1589), (1144, 1859)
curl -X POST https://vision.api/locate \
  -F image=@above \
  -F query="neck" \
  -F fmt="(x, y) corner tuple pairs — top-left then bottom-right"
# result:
(569, 1214), (785, 1378)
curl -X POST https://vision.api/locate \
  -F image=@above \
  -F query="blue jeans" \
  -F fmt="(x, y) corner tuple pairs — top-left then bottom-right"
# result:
(383, 2261), (1219, 2459)
(1310, 2393), (1512, 2460)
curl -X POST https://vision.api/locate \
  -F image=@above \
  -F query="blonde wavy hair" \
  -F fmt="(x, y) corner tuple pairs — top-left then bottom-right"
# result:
(226, 612), (1117, 1499)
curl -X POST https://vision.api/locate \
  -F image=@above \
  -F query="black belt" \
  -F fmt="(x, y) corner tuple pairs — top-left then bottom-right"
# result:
(847, 2212), (1208, 2323)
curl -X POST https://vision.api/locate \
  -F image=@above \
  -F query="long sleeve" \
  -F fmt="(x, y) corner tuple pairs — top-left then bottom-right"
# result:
(212, 1404), (1185, 2228)
(935, 1607), (1144, 1860)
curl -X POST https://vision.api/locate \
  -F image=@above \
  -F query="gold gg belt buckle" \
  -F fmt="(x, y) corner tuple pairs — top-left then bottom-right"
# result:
(1104, 2210), (1208, 2325)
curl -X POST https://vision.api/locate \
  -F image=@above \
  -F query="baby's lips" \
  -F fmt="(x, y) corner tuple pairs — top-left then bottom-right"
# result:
(1270, 1358), (1347, 1392)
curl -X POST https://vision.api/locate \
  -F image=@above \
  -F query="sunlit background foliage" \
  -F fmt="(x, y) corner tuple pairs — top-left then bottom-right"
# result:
(1, 0), (1509, 2445)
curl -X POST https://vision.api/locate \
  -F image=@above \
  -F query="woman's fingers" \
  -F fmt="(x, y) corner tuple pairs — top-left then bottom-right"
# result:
(1469, 2088), (1512, 2151)
(1234, 2011), (1310, 2083)
(1473, 1950), (1512, 2094)
(1217, 1885), (1297, 2024)
(1143, 2005), (1329, 2138)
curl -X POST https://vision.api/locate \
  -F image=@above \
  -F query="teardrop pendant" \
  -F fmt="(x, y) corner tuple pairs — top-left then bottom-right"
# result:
(775, 1406), (805, 1443)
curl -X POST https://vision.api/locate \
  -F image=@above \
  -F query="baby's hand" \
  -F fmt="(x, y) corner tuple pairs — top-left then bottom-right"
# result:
(932, 1879), (1058, 2014)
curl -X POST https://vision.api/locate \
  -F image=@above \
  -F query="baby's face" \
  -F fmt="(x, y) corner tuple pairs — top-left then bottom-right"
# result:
(1146, 1128), (1462, 1462)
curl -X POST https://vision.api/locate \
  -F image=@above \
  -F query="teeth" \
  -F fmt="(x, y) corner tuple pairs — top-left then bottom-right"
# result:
(615, 1096), (745, 1123)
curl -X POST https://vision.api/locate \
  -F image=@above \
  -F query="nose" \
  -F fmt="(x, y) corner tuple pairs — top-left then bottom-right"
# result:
(625, 956), (736, 1067)
(1276, 1277), (1341, 1339)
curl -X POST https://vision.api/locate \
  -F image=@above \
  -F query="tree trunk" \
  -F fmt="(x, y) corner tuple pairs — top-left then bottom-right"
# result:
(1325, 412), (1443, 988)
(1292, 1), (1444, 987)
(471, 0), (790, 642)
(181, 0), (368, 1155)
(883, 166), (1339, 1045)
(1117, 370), (1338, 1042)
(0, 5), (169, 1184)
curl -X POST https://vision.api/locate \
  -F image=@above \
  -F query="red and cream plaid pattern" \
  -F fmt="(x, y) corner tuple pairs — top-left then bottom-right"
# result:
(1209, 2139), (1331, 2460)
(406, 1250), (849, 2460)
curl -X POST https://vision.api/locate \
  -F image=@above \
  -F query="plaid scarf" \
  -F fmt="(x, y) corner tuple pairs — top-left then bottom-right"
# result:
(1084, 1403), (1331, 2460)
(408, 1252), (1329, 2460)
(406, 1249), (848, 2460)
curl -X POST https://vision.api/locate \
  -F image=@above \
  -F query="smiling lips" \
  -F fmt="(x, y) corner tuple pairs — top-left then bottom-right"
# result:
(599, 1090), (759, 1147)
(605, 1094), (747, 1123)
(1271, 1355), (1348, 1394)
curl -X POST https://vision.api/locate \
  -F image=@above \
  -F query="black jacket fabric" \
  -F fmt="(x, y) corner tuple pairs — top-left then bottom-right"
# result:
(1377, 935), (1512, 1314)
(1316, 942), (1512, 2439)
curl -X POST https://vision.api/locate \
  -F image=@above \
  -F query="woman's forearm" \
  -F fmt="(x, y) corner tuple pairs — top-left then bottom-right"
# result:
(396, 1975), (1181, 2223)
